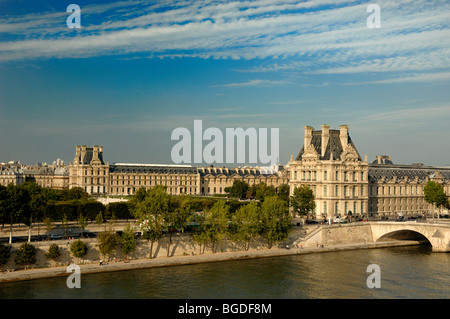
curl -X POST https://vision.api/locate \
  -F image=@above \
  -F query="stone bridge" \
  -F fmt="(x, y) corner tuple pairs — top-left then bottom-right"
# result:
(370, 221), (450, 252)
(295, 221), (450, 252)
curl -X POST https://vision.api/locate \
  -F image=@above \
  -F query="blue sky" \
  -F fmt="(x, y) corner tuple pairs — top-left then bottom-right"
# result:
(1, 0), (449, 167)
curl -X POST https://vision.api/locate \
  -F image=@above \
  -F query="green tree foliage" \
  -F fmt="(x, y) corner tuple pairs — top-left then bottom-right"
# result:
(105, 202), (133, 220)
(224, 180), (249, 199)
(6, 183), (30, 243)
(45, 243), (62, 260)
(15, 242), (37, 269)
(203, 200), (229, 253)
(70, 239), (88, 263)
(133, 186), (171, 257)
(141, 215), (164, 259)
(255, 183), (277, 202)
(277, 184), (290, 203)
(120, 224), (136, 260)
(233, 201), (262, 250)
(260, 196), (292, 248)
(0, 243), (11, 268)
(97, 229), (119, 261)
(290, 185), (316, 218)
(424, 180), (449, 218)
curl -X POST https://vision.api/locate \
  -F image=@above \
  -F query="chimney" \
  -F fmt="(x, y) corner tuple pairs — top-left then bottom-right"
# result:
(304, 126), (314, 149)
(339, 125), (349, 149)
(93, 145), (99, 162)
(74, 145), (81, 164)
(321, 124), (330, 157)
(81, 145), (87, 164)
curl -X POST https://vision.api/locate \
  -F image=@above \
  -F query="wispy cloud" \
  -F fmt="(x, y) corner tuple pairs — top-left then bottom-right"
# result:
(0, 0), (449, 85)
(212, 79), (293, 88)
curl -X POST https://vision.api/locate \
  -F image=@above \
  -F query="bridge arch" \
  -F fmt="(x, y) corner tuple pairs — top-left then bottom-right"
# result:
(370, 222), (450, 252)
(377, 229), (432, 246)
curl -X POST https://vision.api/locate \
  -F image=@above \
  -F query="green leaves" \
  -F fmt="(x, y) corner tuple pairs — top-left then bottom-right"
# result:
(290, 185), (316, 218)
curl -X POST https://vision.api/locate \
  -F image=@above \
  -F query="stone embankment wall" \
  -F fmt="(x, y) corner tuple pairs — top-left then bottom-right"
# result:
(2, 233), (270, 270)
(295, 223), (374, 248)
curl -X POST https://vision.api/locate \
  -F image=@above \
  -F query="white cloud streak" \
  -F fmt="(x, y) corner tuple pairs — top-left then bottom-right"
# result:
(0, 0), (449, 84)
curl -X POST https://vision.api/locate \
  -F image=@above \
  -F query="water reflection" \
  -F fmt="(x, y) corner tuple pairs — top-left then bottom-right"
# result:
(0, 245), (448, 299)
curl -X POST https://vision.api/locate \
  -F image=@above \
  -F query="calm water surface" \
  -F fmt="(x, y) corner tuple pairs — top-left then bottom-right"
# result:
(0, 245), (448, 299)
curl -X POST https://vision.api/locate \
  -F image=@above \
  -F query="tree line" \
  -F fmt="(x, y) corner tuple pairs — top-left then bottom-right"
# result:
(131, 183), (314, 258)
(0, 183), (134, 243)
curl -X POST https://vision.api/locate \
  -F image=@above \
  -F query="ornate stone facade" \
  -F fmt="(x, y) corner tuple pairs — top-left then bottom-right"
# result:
(67, 145), (288, 196)
(288, 125), (450, 219)
(287, 125), (369, 219)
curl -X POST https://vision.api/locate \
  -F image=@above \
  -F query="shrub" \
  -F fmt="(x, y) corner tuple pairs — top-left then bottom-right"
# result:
(15, 243), (37, 269)
(70, 240), (88, 262)
(0, 243), (11, 268)
(45, 243), (62, 260)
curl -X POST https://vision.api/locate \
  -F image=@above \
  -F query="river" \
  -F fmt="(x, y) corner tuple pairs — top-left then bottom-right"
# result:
(0, 245), (448, 299)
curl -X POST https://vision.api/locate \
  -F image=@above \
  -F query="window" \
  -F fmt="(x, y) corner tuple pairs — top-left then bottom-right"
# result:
(324, 202), (327, 215)
(335, 171), (339, 180)
(335, 185), (339, 196)
(324, 185), (327, 196)
(324, 171), (327, 180)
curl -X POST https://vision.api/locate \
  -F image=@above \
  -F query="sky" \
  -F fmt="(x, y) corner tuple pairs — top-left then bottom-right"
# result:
(0, 0), (449, 167)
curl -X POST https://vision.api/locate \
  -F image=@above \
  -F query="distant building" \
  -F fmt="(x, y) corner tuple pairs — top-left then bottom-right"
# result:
(68, 145), (288, 196)
(2, 124), (449, 218)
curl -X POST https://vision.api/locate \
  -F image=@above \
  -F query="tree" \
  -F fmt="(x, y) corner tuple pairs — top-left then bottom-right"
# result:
(204, 200), (229, 253)
(255, 183), (277, 202)
(77, 214), (88, 238)
(260, 196), (291, 248)
(0, 185), (8, 229)
(133, 185), (170, 257)
(21, 182), (47, 243)
(15, 242), (37, 269)
(277, 184), (290, 203)
(190, 212), (208, 255)
(97, 229), (119, 261)
(70, 239), (88, 263)
(0, 243), (11, 270)
(6, 184), (30, 244)
(424, 180), (448, 220)
(141, 215), (164, 259)
(224, 180), (249, 199)
(45, 243), (62, 262)
(290, 185), (316, 219)
(233, 201), (262, 250)
(120, 224), (136, 260)
(163, 195), (193, 257)
(43, 216), (55, 240)
(95, 211), (104, 228)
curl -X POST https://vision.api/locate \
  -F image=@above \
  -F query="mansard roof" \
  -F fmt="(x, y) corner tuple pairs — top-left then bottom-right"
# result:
(110, 163), (198, 174)
(197, 166), (282, 177)
(368, 164), (450, 183)
(296, 129), (362, 161)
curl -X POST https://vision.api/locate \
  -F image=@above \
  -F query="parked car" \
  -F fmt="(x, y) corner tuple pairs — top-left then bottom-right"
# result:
(49, 234), (63, 240)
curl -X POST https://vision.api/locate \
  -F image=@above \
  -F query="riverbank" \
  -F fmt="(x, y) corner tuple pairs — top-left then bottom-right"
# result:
(0, 240), (421, 283)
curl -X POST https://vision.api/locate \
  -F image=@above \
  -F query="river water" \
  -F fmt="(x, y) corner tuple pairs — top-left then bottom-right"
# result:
(0, 245), (448, 299)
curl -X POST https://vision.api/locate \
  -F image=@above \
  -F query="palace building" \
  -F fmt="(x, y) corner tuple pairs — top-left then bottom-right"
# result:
(67, 145), (288, 197)
(2, 124), (449, 218)
(287, 125), (450, 218)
